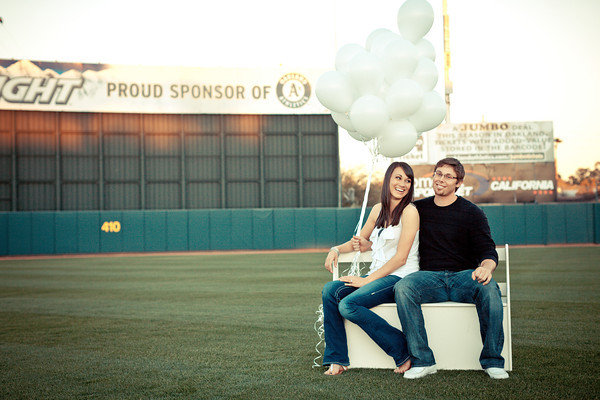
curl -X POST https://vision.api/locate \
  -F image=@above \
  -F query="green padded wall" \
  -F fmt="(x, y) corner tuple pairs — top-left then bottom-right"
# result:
(0, 203), (598, 256)
(595, 203), (600, 243)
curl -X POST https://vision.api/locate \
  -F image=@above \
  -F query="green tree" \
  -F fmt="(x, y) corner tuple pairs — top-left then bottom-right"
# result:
(340, 168), (384, 208)
(568, 161), (600, 185)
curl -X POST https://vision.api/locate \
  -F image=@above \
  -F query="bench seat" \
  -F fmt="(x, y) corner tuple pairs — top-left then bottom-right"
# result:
(334, 245), (513, 370)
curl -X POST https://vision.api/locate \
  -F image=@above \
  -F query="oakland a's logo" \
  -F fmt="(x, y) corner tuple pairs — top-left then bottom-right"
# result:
(276, 73), (311, 108)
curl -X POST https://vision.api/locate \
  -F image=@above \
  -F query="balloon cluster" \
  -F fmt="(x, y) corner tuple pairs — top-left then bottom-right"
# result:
(316, 0), (446, 158)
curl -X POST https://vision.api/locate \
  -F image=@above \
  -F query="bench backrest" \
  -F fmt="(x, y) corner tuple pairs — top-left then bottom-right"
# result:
(496, 245), (509, 296)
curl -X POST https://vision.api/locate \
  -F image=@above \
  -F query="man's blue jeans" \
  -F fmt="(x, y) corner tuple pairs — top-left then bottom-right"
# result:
(394, 270), (505, 369)
(322, 275), (410, 367)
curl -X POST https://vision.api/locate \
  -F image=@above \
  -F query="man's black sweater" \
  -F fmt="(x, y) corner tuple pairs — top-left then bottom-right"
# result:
(414, 196), (498, 271)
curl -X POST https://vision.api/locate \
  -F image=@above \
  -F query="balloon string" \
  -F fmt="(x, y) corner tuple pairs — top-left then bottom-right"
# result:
(312, 304), (325, 368)
(348, 149), (376, 276)
(353, 153), (375, 237)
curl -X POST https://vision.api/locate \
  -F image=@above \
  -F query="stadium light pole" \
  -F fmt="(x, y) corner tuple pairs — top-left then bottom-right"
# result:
(554, 138), (562, 179)
(443, 0), (452, 123)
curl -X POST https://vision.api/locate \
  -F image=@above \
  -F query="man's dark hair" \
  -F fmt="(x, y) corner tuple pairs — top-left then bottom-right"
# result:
(434, 157), (465, 181)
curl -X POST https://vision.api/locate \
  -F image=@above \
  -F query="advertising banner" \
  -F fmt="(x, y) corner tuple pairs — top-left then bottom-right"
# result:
(411, 162), (556, 203)
(430, 122), (555, 164)
(403, 121), (555, 165)
(403, 122), (557, 203)
(0, 59), (330, 115)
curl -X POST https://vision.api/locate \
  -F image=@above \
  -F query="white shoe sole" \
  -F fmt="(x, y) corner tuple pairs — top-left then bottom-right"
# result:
(404, 366), (438, 379)
(486, 372), (509, 379)
(485, 368), (509, 379)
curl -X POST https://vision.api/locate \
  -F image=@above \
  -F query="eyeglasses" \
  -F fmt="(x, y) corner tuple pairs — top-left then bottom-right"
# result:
(434, 171), (458, 181)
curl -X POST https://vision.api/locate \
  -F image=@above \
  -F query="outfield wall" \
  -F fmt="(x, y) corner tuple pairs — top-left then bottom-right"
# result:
(0, 203), (598, 256)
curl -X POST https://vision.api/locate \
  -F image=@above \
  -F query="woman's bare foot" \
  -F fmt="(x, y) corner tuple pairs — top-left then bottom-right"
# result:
(394, 358), (412, 374)
(324, 364), (349, 375)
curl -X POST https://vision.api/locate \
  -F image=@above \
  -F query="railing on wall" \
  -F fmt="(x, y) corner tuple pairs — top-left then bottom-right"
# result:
(0, 203), (598, 256)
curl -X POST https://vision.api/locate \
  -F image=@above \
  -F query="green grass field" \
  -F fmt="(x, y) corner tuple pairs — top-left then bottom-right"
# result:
(1, 247), (599, 400)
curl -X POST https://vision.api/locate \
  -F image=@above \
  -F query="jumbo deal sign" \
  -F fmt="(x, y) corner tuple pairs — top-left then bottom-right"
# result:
(400, 121), (556, 165)
(393, 121), (558, 202)
(0, 59), (330, 114)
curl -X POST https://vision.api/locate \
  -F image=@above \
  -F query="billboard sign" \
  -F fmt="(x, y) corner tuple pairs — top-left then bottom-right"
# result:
(411, 162), (556, 203)
(0, 59), (330, 115)
(399, 121), (556, 203)
(430, 122), (555, 164)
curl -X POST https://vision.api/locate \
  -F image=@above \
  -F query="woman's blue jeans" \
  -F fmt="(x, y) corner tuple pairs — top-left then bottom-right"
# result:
(394, 270), (505, 369)
(321, 275), (410, 367)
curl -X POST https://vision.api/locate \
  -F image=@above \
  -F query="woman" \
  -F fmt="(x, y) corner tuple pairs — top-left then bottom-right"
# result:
(322, 161), (419, 375)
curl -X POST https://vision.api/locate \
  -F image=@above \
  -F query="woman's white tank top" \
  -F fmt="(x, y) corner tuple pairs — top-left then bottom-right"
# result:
(367, 221), (419, 278)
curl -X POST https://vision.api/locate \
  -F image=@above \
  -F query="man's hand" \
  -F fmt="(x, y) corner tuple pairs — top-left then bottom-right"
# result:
(472, 266), (493, 285)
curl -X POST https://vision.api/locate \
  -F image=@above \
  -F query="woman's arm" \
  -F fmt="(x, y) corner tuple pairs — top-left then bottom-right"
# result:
(323, 204), (381, 273)
(341, 204), (419, 286)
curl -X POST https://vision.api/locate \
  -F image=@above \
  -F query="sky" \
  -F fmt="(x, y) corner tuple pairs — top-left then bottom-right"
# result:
(0, 0), (598, 178)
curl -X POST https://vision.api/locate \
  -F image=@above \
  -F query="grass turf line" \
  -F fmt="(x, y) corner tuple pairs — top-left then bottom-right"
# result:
(1, 248), (599, 399)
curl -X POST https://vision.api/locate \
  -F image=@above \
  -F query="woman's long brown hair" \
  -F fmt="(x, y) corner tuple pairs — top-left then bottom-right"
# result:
(375, 161), (415, 229)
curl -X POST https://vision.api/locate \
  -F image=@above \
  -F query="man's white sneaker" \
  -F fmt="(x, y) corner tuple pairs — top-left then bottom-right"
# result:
(485, 367), (509, 379)
(403, 365), (437, 379)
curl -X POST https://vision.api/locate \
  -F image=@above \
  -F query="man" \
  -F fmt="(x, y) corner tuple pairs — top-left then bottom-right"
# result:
(394, 157), (508, 379)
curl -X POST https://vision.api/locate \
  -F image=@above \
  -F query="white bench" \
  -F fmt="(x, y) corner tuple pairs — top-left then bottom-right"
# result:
(333, 245), (512, 370)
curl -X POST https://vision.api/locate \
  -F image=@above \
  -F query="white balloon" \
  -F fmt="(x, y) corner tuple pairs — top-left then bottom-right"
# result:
(377, 81), (390, 99)
(335, 43), (366, 73)
(377, 120), (419, 157)
(381, 38), (418, 84)
(408, 91), (446, 132)
(365, 28), (394, 51)
(347, 129), (373, 142)
(370, 31), (402, 59)
(415, 38), (435, 61)
(349, 95), (389, 138)
(397, 0), (435, 43)
(345, 52), (385, 96)
(411, 58), (438, 91)
(331, 111), (356, 132)
(315, 71), (356, 113)
(385, 78), (424, 120)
